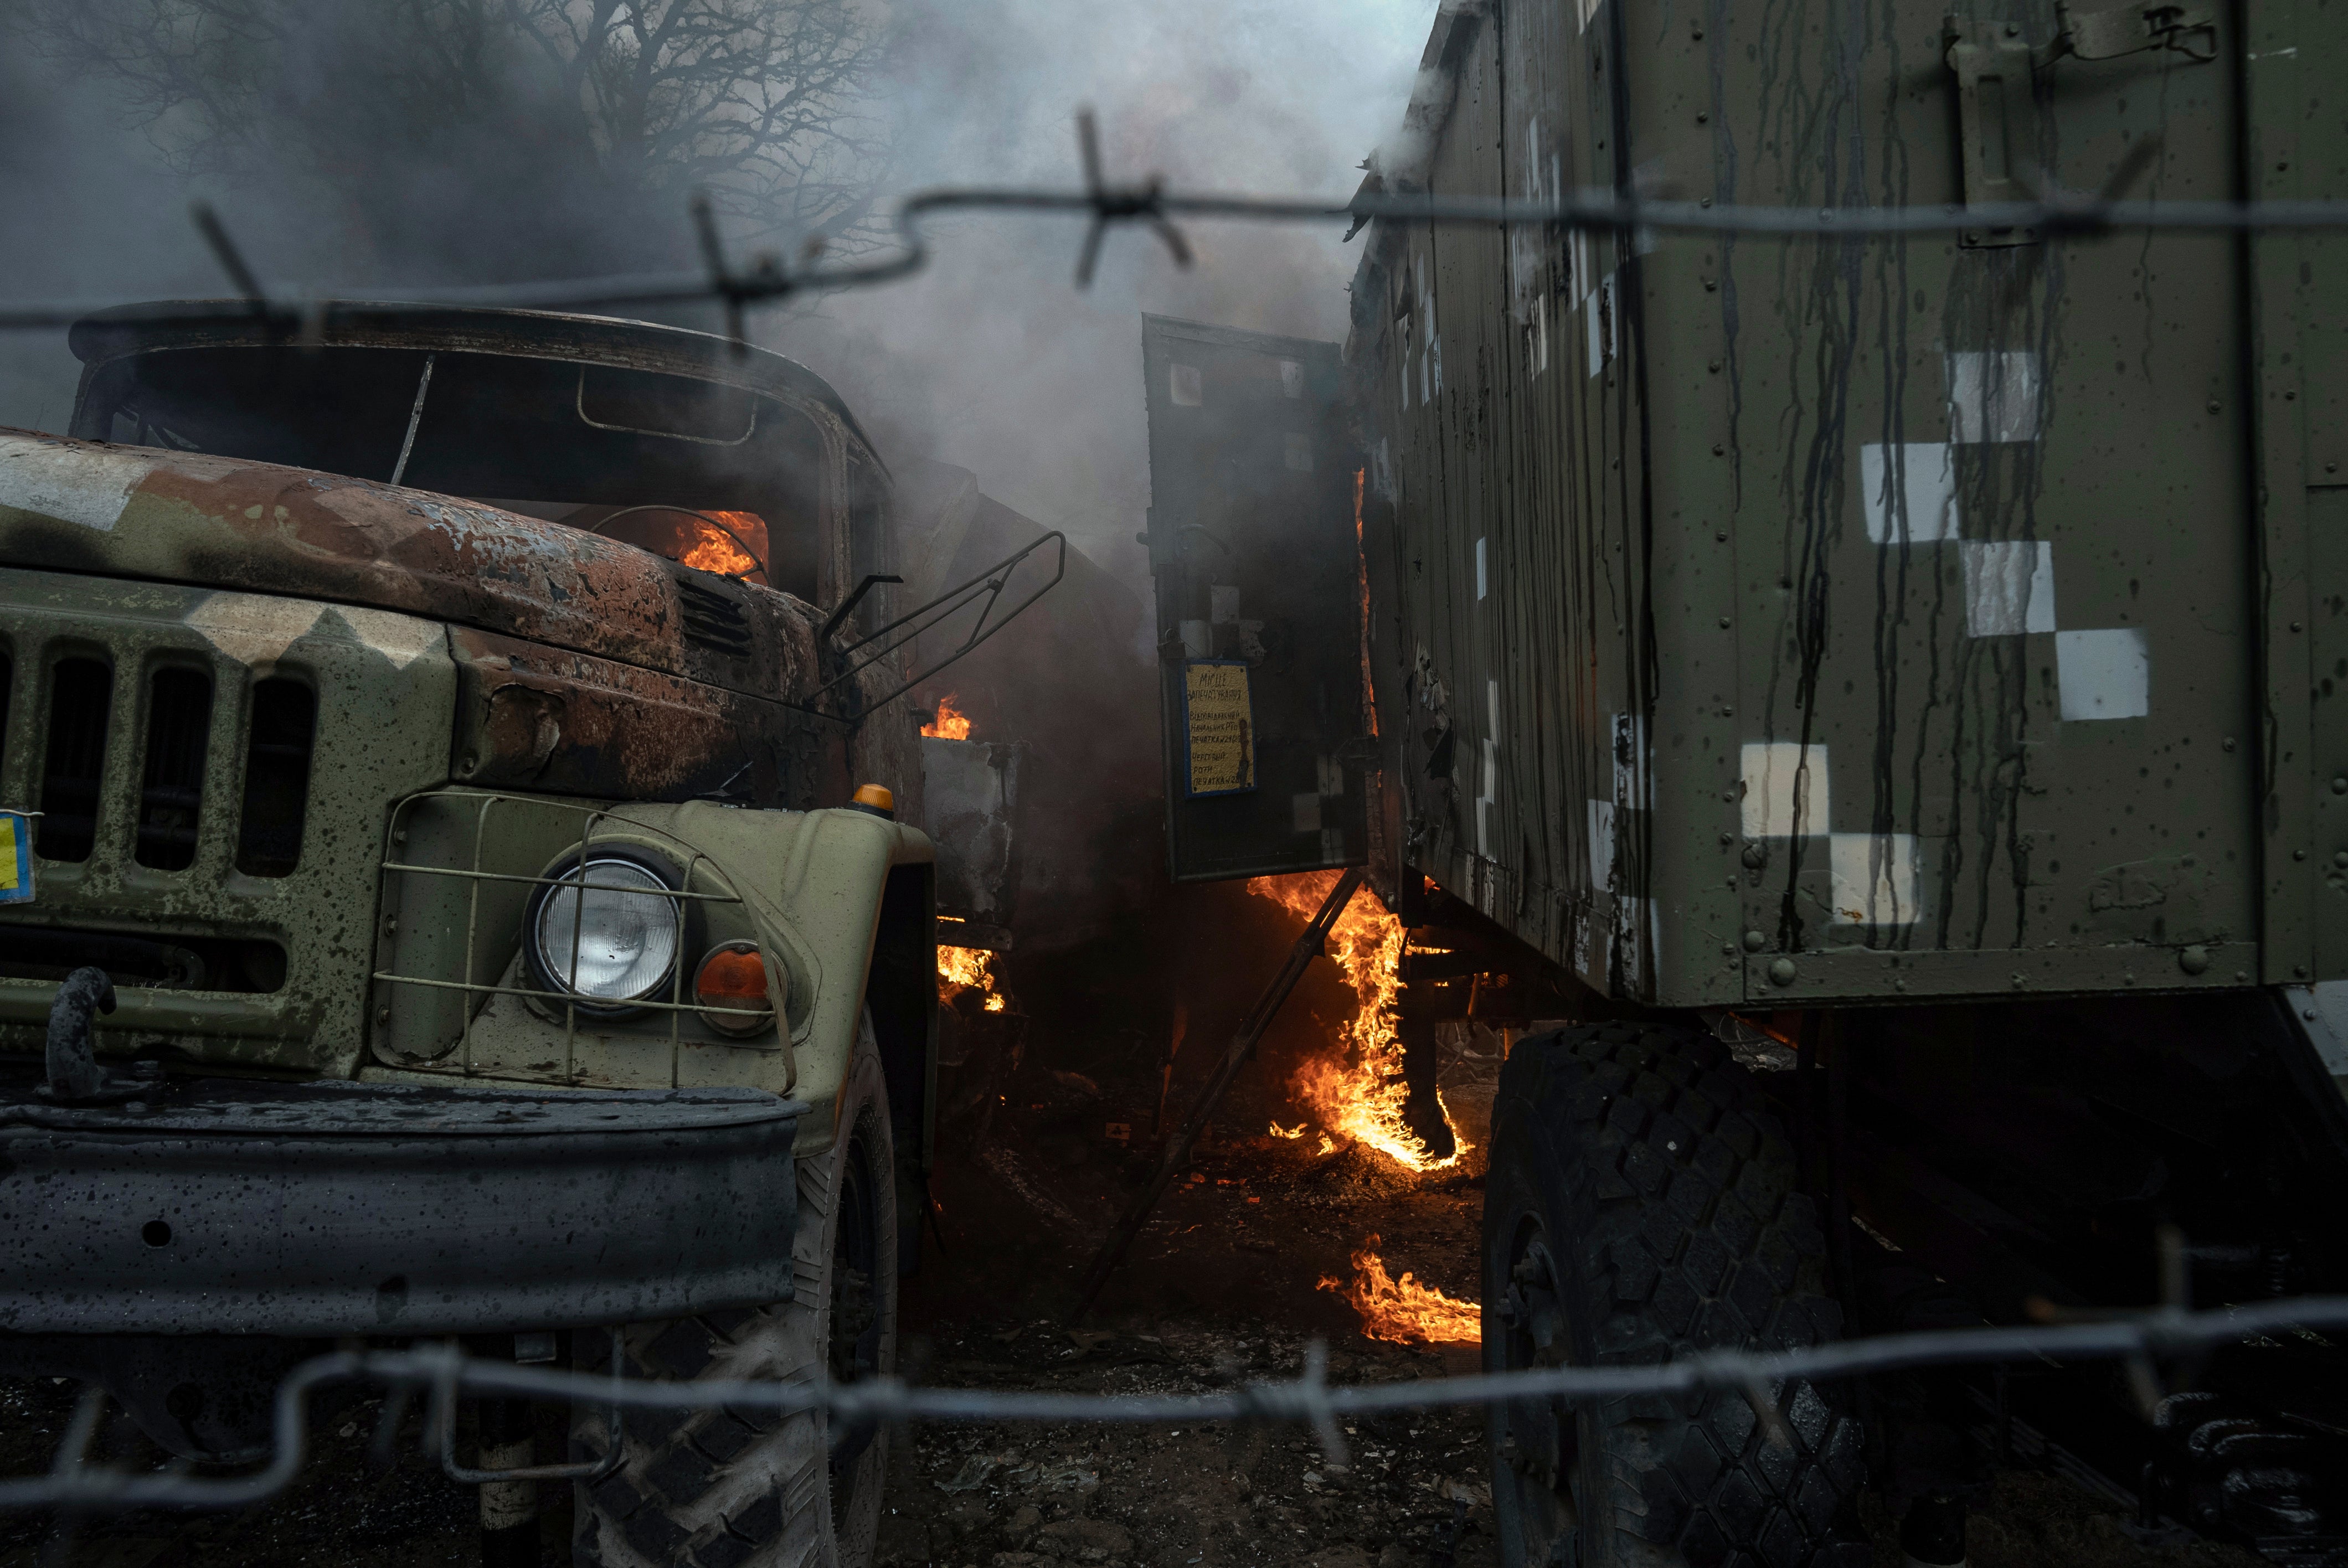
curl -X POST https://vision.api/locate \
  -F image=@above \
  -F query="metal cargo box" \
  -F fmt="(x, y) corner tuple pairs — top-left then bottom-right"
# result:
(1339, 0), (2345, 1007)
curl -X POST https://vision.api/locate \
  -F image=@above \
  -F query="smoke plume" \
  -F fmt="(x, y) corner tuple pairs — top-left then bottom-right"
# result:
(1, 0), (1433, 589)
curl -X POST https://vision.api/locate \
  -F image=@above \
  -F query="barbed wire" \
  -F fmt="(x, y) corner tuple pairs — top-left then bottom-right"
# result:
(4, 1293), (2344, 1514)
(3, 111), (2346, 334)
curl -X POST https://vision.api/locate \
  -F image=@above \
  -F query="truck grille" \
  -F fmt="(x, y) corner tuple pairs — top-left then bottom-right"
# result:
(7, 655), (318, 886)
(2, 577), (449, 1076)
(236, 677), (316, 878)
(37, 658), (113, 863)
(136, 667), (213, 871)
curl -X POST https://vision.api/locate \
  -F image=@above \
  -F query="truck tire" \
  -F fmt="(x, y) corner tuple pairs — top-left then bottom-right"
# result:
(576, 1015), (898, 1568)
(1483, 1022), (1867, 1568)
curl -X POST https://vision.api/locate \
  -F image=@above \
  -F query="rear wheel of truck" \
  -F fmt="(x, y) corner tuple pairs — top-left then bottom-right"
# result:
(576, 1017), (898, 1568)
(1483, 1022), (1867, 1568)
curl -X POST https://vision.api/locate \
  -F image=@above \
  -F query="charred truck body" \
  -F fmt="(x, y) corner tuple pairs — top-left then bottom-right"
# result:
(1144, 0), (2348, 1561)
(0, 305), (951, 1566)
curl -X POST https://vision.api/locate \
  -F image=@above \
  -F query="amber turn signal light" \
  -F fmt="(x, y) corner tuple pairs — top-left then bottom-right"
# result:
(694, 941), (777, 1036)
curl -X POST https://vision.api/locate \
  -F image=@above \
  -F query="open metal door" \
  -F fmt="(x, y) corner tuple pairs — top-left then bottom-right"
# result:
(1140, 314), (1369, 883)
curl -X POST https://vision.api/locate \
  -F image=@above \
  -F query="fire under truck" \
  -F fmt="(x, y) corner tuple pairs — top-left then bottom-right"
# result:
(1137, 0), (2348, 1560)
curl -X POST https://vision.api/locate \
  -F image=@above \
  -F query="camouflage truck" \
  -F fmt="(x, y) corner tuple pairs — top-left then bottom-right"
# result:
(0, 303), (959, 1567)
(1142, 0), (2348, 1561)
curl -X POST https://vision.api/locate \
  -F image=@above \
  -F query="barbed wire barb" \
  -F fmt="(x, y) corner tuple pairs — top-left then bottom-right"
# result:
(187, 202), (269, 318)
(1071, 107), (1194, 289)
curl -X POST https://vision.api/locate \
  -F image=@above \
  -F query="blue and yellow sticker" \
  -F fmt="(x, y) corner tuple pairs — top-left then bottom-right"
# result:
(0, 811), (33, 905)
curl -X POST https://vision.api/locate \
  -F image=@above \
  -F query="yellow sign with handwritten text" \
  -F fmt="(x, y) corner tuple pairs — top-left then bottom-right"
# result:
(1183, 661), (1255, 796)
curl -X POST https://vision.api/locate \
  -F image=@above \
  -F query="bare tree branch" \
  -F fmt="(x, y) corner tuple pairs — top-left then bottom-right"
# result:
(16, 0), (900, 275)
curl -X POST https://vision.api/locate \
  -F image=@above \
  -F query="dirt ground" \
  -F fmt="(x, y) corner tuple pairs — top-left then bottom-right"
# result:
(869, 1110), (2269, 1568)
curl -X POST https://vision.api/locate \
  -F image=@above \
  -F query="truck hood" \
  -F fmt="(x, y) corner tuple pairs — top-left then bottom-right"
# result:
(0, 427), (820, 698)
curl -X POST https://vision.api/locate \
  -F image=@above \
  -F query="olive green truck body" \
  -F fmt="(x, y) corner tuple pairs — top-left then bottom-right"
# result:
(1290, 1), (2348, 1554)
(1342, 0), (2348, 1014)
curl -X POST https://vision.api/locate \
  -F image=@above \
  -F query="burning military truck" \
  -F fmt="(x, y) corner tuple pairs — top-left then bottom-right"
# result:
(1139, 0), (2348, 1561)
(0, 302), (1053, 1567)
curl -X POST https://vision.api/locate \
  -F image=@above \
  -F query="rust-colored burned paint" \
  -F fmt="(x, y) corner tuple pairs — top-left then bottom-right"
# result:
(0, 429), (815, 704)
(450, 627), (836, 808)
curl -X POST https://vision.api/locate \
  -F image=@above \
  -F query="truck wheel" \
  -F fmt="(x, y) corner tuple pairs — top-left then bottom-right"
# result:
(1483, 1022), (1867, 1568)
(577, 1015), (898, 1568)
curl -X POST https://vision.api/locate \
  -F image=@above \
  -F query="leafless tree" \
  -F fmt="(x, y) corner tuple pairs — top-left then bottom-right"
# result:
(25, 0), (898, 276)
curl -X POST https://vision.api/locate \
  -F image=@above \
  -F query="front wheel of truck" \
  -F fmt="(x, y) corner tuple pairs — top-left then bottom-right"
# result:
(576, 1014), (897, 1568)
(1483, 1022), (1868, 1568)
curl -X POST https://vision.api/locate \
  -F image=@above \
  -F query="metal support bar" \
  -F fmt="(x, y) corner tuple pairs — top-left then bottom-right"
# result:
(812, 532), (1068, 716)
(1067, 868), (1366, 1322)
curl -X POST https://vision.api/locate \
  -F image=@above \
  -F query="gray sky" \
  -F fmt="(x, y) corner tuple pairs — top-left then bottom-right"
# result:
(0, 0), (1439, 589)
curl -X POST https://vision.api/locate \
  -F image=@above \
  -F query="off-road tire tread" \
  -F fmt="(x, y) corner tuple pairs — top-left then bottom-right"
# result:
(575, 1025), (895, 1568)
(1489, 1022), (1868, 1568)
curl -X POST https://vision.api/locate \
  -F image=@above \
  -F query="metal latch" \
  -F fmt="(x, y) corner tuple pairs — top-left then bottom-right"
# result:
(1944, 20), (2043, 247)
(2052, 0), (2217, 61)
(1944, 3), (2214, 248)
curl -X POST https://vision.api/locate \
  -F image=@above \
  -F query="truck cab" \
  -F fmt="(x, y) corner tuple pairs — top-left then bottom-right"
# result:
(0, 302), (940, 1566)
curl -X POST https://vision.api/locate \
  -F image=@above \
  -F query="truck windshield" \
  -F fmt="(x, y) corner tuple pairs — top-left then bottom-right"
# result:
(74, 344), (822, 600)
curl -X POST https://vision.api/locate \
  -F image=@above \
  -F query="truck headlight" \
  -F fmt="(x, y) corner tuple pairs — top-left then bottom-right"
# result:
(524, 852), (682, 1015)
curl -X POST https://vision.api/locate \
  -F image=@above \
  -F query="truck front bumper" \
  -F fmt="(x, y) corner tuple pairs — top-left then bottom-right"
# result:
(0, 1072), (806, 1338)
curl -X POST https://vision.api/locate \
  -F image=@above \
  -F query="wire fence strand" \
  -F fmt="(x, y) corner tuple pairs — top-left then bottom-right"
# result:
(4, 110), (2348, 333)
(4, 1294), (2344, 1513)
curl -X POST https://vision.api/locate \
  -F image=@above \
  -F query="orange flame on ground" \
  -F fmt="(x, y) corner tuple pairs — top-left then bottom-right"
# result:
(1244, 870), (1464, 1172)
(677, 511), (767, 581)
(1269, 1121), (1306, 1139)
(1320, 1238), (1480, 1345)
(938, 945), (1006, 1012)
(923, 693), (973, 741)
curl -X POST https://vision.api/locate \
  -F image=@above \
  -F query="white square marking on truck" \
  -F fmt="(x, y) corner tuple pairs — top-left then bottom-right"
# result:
(1830, 833), (1922, 927)
(1476, 752), (1496, 855)
(2057, 628), (2150, 720)
(1293, 793), (1322, 833)
(1585, 275), (1616, 378)
(1960, 541), (2056, 636)
(1611, 713), (1649, 810)
(1860, 442), (1959, 544)
(1741, 741), (1830, 839)
(1945, 351), (2041, 442)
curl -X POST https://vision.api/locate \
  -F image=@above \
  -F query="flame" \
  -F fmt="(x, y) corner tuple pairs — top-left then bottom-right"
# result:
(924, 693), (973, 741)
(677, 511), (766, 581)
(1320, 1237), (1480, 1345)
(1244, 870), (1464, 1171)
(1269, 1121), (1306, 1139)
(938, 944), (1007, 1012)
